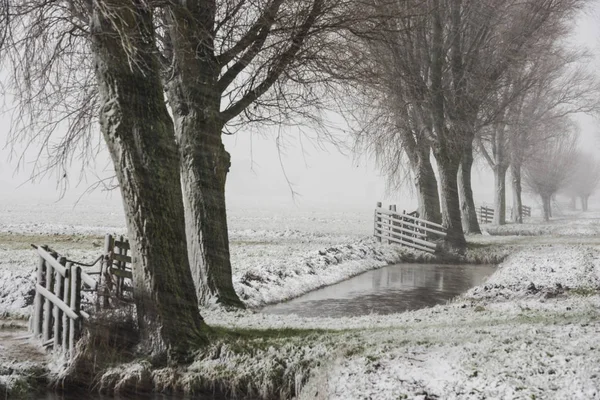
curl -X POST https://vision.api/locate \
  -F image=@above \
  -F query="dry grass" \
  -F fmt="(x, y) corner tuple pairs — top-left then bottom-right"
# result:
(0, 232), (104, 251)
(53, 307), (139, 392)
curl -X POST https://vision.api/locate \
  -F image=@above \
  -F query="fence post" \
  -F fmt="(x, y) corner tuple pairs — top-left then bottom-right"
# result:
(99, 234), (113, 309)
(32, 255), (45, 337)
(42, 249), (55, 342)
(69, 266), (82, 356)
(53, 257), (66, 350)
(62, 263), (72, 351)
(116, 235), (125, 299)
(388, 206), (395, 244)
(375, 202), (382, 242)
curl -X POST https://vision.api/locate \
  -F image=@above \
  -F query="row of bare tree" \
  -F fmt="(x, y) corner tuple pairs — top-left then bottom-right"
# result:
(349, 0), (598, 242)
(524, 142), (600, 221)
(0, 0), (598, 362)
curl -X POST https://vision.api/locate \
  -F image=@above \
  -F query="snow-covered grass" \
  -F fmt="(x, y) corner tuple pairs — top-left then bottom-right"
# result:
(2, 203), (600, 398)
(481, 210), (600, 236)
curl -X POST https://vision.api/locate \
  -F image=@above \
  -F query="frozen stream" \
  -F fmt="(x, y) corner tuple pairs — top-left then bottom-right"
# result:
(261, 263), (496, 318)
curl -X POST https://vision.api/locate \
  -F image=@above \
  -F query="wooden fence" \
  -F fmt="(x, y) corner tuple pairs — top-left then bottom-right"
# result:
(374, 203), (446, 253)
(99, 234), (133, 306)
(31, 246), (97, 356)
(30, 234), (133, 358)
(479, 204), (531, 224)
(478, 205), (494, 224)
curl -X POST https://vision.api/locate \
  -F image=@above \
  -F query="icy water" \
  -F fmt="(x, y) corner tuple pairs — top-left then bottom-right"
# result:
(261, 263), (496, 318)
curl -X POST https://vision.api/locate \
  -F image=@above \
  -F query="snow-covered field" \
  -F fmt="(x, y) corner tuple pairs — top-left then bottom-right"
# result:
(0, 203), (418, 315)
(1, 202), (600, 399)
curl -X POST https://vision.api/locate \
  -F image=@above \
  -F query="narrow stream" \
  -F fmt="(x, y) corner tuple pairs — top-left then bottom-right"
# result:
(261, 263), (496, 318)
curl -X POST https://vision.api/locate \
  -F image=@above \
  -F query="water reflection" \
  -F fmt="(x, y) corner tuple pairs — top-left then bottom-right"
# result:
(261, 263), (495, 318)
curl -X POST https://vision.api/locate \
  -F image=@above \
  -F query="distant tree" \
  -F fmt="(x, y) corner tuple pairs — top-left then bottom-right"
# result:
(477, 48), (600, 225)
(523, 122), (579, 221)
(564, 153), (600, 211)
(507, 64), (600, 223)
(351, 34), (442, 224)
(346, 0), (584, 249)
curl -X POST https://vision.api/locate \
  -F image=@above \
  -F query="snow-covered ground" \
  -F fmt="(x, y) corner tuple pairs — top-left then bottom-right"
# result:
(2, 203), (600, 399)
(2, 202), (443, 314)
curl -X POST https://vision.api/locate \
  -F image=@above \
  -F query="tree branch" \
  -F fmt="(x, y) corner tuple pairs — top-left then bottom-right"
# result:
(216, 0), (285, 66)
(220, 0), (324, 123)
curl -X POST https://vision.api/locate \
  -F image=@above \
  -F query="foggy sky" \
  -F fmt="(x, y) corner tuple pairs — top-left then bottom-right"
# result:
(1, 5), (599, 213)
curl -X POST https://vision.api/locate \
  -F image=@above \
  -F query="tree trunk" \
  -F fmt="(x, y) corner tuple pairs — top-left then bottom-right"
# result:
(410, 147), (442, 224)
(436, 156), (467, 251)
(457, 146), (481, 234)
(541, 195), (551, 221)
(570, 196), (577, 211)
(511, 163), (523, 223)
(415, 159), (442, 224)
(91, 2), (206, 362)
(581, 195), (589, 211)
(178, 124), (245, 308)
(165, 4), (244, 309)
(493, 165), (508, 225)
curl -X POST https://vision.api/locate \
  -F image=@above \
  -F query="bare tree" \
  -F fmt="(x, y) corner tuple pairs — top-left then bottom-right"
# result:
(2, 0), (370, 309)
(161, 0), (369, 307)
(3, 0), (207, 361)
(523, 120), (579, 221)
(347, 0), (584, 249)
(477, 46), (599, 225)
(508, 61), (600, 222)
(351, 38), (442, 223)
(564, 152), (600, 211)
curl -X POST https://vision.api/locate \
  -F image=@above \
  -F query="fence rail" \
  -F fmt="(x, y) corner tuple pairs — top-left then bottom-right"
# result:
(374, 203), (446, 253)
(30, 234), (133, 359)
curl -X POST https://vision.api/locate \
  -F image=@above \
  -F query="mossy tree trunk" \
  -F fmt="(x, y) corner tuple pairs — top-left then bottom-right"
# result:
(165, 3), (244, 308)
(414, 154), (442, 225)
(163, 0), (323, 307)
(91, 0), (206, 362)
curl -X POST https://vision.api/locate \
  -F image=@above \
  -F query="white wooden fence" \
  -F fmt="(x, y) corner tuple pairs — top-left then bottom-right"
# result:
(479, 204), (531, 224)
(31, 246), (97, 356)
(30, 234), (133, 358)
(478, 205), (494, 224)
(374, 203), (446, 253)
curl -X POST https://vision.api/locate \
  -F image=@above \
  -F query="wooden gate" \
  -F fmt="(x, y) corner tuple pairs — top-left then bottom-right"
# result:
(30, 234), (134, 358)
(31, 246), (97, 356)
(98, 234), (133, 306)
